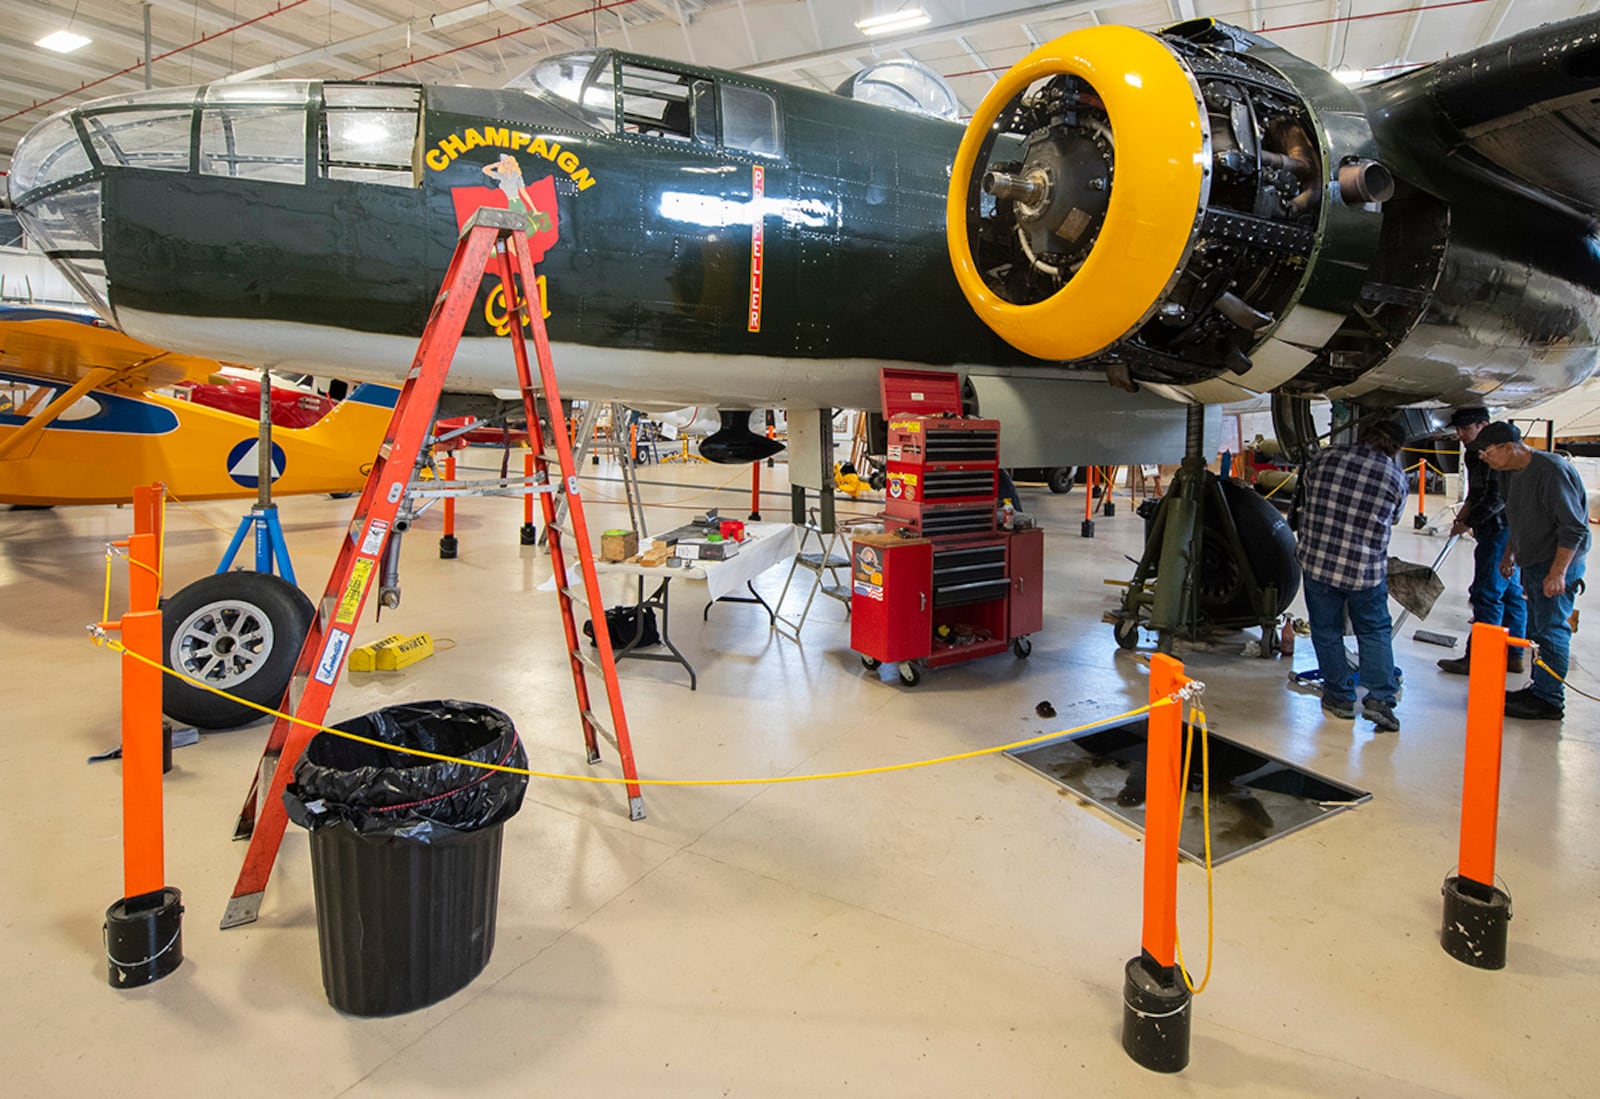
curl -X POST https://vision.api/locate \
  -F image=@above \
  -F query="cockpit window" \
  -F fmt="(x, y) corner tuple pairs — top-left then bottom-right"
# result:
(720, 86), (782, 157)
(516, 52), (615, 130)
(322, 83), (420, 187)
(619, 63), (710, 145)
(204, 81), (312, 105)
(84, 110), (194, 173)
(200, 105), (307, 184)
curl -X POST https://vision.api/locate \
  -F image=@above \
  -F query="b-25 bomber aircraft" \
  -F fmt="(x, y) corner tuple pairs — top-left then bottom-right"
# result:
(10, 13), (1600, 685)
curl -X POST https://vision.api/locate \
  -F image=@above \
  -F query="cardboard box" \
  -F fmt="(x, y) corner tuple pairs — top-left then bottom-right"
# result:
(601, 529), (639, 562)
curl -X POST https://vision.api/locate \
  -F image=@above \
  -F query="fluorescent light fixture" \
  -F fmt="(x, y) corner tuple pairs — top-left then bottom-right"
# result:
(1332, 68), (1366, 85)
(36, 30), (91, 54)
(855, 9), (931, 36)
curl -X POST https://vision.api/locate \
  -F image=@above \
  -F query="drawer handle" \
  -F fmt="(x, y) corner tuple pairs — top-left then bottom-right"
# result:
(920, 592), (927, 612)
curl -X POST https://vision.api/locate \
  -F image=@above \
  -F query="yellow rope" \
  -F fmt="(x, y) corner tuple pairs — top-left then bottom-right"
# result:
(89, 633), (1177, 787)
(160, 487), (235, 537)
(1534, 657), (1600, 703)
(101, 549), (113, 627)
(1172, 700), (1216, 995)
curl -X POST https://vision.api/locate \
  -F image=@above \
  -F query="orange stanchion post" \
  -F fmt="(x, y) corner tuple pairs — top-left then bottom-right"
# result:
(519, 449), (539, 545)
(750, 460), (763, 521)
(103, 486), (185, 988)
(439, 452), (459, 559)
(1414, 459), (1429, 530)
(1441, 622), (1529, 968)
(630, 421), (638, 463)
(1121, 652), (1192, 1072)
(1082, 465), (1097, 538)
(1102, 466), (1117, 517)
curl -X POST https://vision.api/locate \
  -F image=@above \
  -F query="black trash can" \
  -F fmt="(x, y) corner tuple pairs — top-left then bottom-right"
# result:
(284, 700), (529, 1016)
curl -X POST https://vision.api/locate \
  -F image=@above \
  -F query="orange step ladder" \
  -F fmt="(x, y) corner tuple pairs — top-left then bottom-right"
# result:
(221, 207), (644, 929)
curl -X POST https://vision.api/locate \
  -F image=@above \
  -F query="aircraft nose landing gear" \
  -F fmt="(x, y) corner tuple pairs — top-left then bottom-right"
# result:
(1113, 406), (1300, 653)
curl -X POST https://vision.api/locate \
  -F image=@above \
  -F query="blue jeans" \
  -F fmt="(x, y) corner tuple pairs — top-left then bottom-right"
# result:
(1469, 527), (1525, 637)
(1524, 552), (1586, 706)
(1304, 575), (1399, 706)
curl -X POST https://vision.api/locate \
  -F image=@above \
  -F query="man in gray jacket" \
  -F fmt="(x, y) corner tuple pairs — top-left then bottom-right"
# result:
(1477, 422), (1590, 719)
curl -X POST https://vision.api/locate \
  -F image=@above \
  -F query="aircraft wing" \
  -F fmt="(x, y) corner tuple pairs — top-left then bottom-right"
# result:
(1418, 23), (1600, 220)
(0, 308), (220, 394)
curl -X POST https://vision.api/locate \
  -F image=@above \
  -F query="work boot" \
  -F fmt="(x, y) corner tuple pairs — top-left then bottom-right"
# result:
(1321, 695), (1356, 720)
(1507, 648), (1526, 674)
(1364, 699), (1400, 733)
(1505, 691), (1563, 720)
(1436, 653), (1471, 675)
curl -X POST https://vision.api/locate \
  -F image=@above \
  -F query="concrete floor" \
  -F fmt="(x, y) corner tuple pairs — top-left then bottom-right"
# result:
(2, 458), (1596, 1097)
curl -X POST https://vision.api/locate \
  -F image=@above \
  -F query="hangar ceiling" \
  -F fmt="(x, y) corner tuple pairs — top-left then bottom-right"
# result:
(1, 0), (1597, 174)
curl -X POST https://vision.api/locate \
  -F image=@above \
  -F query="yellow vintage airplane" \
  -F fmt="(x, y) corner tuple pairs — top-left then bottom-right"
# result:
(0, 306), (394, 506)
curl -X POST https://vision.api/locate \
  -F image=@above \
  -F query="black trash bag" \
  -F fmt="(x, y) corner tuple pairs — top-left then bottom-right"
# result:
(284, 700), (528, 842)
(583, 604), (660, 648)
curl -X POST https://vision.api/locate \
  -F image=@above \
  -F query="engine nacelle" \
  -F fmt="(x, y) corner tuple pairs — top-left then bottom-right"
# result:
(947, 20), (1393, 391)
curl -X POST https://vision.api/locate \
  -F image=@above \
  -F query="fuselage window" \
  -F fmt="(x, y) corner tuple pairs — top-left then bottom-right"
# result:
(200, 106), (307, 184)
(619, 64), (705, 144)
(322, 84), (421, 187)
(83, 110), (193, 173)
(720, 85), (781, 157)
(524, 51), (615, 129)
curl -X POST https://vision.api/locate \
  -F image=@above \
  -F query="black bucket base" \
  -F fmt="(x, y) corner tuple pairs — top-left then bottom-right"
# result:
(438, 534), (458, 559)
(519, 523), (539, 545)
(1441, 875), (1511, 970)
(105, 887), (184, 988)
(1121, 954), (1191, 1073)
(1082, 519), (1096, 538)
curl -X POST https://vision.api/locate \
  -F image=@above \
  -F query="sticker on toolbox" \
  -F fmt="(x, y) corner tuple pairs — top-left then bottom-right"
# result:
(314, 628), (352, 686)
(887, 444), (901, 460)
(334, 559), (374, 626)
(360, 518), (389, 557)
(852, 544), (884, 600)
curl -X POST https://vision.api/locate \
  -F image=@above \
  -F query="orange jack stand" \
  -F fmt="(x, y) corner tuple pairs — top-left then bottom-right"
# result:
(1082, 465), (1097, 538)
(519, 449), (539, 544)
(1121, 652), (1192, 1072)
(1441, 622), (1530, 969)
(438, 452), (459, 558)
(102, 483), (185, 988)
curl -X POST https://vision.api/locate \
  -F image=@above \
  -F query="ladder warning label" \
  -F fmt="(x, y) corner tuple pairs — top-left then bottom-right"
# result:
(315, 628), (352, 686)
(335, 559), (373, 626)
(360, 519), (389, 556)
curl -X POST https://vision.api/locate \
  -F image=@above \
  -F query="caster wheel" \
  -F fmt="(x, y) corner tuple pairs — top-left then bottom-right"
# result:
(1011, 636), (1032, 658)
(897, 662), (922, 687)
(1113, 617), (1141, 651)
(860, 655), (882, 670)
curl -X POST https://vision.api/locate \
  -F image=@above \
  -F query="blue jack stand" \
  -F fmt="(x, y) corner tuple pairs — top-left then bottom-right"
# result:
(216, 504), (296, 587)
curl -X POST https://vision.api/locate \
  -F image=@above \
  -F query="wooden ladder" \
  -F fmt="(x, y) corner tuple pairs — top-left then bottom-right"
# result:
(221, 207), (643, 929)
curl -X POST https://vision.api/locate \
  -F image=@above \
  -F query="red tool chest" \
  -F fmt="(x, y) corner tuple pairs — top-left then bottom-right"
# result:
(852, 370), (1044, 686)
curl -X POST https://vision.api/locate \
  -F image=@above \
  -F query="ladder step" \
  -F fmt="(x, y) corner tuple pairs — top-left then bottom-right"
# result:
(798, 552), (850, 570)
(581, 708), (618, 751)
(573, 646), (604, 675)
(559, 585), (589, 609)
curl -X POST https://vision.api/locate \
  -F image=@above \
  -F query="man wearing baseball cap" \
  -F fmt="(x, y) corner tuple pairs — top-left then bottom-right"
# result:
(1477, 422), (1590, 720)
(1437, 408), (1526, 676)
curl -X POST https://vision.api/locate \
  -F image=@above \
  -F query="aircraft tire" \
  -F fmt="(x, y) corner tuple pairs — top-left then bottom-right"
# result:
(1201, 477), (1301, 623)
(162, 571), (314, 730)
(1046, 468), (1075, 494)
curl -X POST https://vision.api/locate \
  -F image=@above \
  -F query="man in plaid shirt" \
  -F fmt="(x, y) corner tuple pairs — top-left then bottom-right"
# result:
(1296, 419), (1409, 731)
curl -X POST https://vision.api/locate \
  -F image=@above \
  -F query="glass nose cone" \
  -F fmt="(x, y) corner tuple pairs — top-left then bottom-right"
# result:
(9, 111), (108, 318)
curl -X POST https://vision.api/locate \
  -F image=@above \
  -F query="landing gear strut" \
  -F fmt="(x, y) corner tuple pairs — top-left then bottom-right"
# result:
(1112, 405), (1301, 653)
